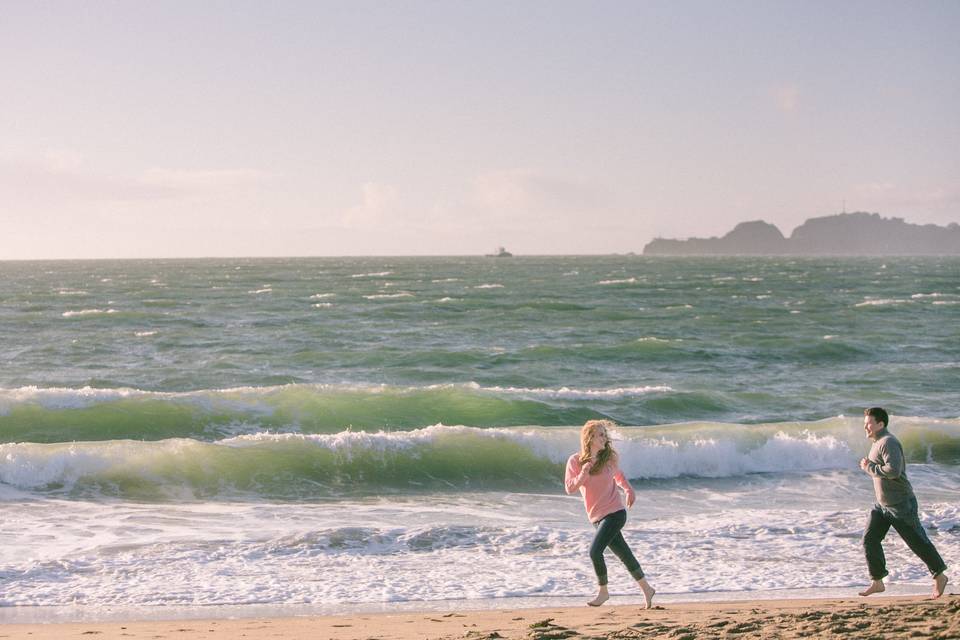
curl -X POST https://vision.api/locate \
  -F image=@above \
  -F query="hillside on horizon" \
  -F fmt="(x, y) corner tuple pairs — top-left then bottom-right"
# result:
(643, 212), (960, 256)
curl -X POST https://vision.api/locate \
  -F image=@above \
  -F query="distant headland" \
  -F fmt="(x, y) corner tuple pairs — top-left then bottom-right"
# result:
(643, 212), (960, 256)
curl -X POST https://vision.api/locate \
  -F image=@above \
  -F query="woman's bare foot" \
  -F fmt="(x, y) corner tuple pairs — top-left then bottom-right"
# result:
(859, 579), (885, 596)
(637, 577), (656, 609)
(933, 573), (948, 599)
(587, 585), (609, 607)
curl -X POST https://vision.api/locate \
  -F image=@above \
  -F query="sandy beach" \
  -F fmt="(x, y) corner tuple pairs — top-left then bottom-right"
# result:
(2, 595), (957, 640)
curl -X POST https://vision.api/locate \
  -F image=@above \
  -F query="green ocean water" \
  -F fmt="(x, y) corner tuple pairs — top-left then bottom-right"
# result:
(2, 256), (959, 610)
(1, 256), (958, 439)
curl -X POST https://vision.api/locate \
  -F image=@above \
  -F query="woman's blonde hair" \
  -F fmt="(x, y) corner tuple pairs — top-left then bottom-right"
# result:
(579, 419), (618, 474)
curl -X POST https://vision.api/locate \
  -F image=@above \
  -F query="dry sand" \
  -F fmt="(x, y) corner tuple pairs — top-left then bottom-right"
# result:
(1, 595), (957, 640)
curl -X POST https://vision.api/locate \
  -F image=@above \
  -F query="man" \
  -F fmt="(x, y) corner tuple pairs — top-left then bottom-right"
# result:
(858, 407), (948, 598)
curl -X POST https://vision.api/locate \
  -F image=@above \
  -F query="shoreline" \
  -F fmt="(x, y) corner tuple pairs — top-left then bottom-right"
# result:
(0, 583), (938, 624)
(0, 594), (956, 639)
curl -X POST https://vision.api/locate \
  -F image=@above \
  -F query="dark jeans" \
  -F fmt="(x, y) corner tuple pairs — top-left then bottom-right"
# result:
(863, 497), (947, 580)
(590, 509), (644, 586)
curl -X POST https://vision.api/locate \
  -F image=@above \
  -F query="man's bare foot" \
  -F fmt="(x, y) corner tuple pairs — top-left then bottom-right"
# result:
(933, 573), (948, 599)
(859, 580), (885, 596)
(587, 585), (609, 607)
(637, 577), (656, 609)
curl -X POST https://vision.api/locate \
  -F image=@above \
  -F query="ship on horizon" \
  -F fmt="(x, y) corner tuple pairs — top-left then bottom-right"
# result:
(485, 246), (513, 258)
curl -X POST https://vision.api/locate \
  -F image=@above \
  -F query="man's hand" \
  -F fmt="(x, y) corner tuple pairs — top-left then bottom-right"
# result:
(859, 458), (870, 471)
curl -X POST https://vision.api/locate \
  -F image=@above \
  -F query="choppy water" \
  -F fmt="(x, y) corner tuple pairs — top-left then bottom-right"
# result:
(1, 256), (958, 613)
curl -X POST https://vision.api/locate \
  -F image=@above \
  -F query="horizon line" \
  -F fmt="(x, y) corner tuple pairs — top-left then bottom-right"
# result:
(4, 252), (960, 263)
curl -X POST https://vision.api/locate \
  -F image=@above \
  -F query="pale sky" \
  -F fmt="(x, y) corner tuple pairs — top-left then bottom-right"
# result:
(2, 1), (958, 258)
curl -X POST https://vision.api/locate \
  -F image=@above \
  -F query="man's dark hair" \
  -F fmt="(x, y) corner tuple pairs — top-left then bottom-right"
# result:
(864, 407), (889, 428)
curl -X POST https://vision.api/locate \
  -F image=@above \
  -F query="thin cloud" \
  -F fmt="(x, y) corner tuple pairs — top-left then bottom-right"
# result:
(139, 168), (270, 192)
(853, 181), (960, 210)
(336, 170), (615, 236)
(0, 152), (270, 204)
(341, 182), (404, 229)
(470, 169), (610, 225)
(772, 84), (800, 113)
(41, 148), (84, 172)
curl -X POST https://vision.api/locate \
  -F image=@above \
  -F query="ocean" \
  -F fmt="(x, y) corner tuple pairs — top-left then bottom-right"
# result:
(1, 256), (958, 618)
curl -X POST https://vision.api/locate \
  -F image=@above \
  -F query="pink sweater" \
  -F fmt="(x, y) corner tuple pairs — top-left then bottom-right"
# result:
(564, 453), (635, 523)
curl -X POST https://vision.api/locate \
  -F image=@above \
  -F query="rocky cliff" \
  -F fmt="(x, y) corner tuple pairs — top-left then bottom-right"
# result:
(643, 212), (960, 255)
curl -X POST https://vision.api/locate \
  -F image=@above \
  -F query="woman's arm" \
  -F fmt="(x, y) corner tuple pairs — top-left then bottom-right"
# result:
(614, 468), (636, 507)
(564, 456), (592, 494)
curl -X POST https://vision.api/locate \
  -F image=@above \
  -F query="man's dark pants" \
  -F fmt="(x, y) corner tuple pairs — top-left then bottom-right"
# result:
(863, 497), (947, 580)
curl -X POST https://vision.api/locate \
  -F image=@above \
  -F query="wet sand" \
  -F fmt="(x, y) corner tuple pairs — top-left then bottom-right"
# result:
(1, 595), (957, 639)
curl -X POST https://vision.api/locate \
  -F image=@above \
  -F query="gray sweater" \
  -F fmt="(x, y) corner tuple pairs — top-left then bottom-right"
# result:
(864, 429), (915, 508)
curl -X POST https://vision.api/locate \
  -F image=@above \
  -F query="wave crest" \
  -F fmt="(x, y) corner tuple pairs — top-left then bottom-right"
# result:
(3, 420), (956, 500)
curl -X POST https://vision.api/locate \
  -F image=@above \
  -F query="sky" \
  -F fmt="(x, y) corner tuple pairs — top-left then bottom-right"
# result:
(1, 1), (958, 259)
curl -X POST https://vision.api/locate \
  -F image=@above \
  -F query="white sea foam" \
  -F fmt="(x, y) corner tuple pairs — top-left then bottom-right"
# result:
(309, 293), (336, 299)
(0, 385), (281, 417)
(0, 442), (110, 489)
(224, 426), (441, 453)
(134, 331), (158, 337)
(61, 309), (119, 317)
(364, 292), (413, 299)
(351, 271), (393, 278)
(922, 504), (960, 531)
(615, 430), (855, 479)
(311, 303), (334, 308)
(56, 289), (88, 296)
(479, 385), (672, 399)
(474, 284), (504, 289)
(911, 293), (945, 299)
(0, 386), (145, 413)
(0, 382), (616, 415)
(431, 278), (460, 283)
(1, 488), (957, 608)
(597, 278), (637, 285)
(247, 287), (272, 294)
(855, 298), (910, 307)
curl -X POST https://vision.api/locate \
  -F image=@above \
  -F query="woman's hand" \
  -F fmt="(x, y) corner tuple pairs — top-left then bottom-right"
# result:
(581, 459), (593, 473)
(626, 492), (635, 508)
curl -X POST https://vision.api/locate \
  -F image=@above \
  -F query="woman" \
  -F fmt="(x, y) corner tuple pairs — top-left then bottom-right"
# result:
(565, 419), (655, 608)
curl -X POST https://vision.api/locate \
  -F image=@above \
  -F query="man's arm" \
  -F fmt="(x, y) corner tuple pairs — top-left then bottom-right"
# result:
(862, 441), (903, 479)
